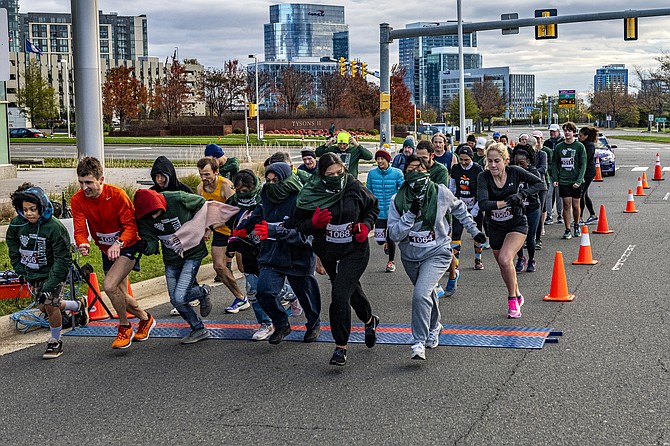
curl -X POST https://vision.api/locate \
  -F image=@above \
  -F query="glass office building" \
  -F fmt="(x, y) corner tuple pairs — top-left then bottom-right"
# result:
(594, 64), (628, 94)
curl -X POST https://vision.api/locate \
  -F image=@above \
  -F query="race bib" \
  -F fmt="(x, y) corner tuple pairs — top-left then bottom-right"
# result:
(408, 230), (436, 248)
(338, 152), (351, 169)
(461, 197), (476, 209)
(326, 222), (353, 243)
(374, 227), (386, 242)
(158, 233), (183, 255)
(19, 248), (41, 270)
(96, 231), (121, 246)
(490, 207), (513, 222)
(561, 157), (574, 170)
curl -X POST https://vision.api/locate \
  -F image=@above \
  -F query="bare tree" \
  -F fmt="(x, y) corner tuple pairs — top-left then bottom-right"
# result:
(154, 56), (192, 125)
(471, 77), (505, 131)
(590, 85), (638, 127)
(274, 66), (313, 114)
(319, 72), (348, 113)
(633, 65), (666, 129)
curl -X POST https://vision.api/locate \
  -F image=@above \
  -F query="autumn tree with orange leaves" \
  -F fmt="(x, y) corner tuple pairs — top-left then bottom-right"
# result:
(101, 66), (148, 130)
(391, 64), (414, 124)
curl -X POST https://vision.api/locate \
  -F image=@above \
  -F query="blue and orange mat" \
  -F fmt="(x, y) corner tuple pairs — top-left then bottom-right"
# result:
(65, 319), (562, 349)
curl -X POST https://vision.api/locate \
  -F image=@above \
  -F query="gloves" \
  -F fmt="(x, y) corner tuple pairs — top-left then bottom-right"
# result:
(353, 223), (370, 243)
(312, 206), (332, 229)
(473, 232), (487, 244)
(409, 198), (422, 216)
(232, 228), (248, 238)
(134, 239), (148, 253)
(254, 221), (269, 240)
(37, 291), (52, 305)
(505, 193), (524, 207)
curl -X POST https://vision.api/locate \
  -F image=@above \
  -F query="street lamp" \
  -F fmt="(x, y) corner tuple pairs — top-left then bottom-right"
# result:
(248, 54), (260, 140)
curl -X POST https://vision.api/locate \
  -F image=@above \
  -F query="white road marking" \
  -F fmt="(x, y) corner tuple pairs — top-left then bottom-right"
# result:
(617, 165), (637, 168)
(663, 167), (670, 172)
(664, 193), (670, 201)
(115, 147), (154, 151)
(631, 167), (649, 172)
(612, 245), (636, 271)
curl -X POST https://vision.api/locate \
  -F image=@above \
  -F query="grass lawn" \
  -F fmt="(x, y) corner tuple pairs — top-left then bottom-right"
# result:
(608, 135), (670, 144)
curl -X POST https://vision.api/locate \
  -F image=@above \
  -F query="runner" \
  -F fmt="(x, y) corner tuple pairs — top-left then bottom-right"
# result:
(473, 137), (488, 167)
(388, 155), (485, 360)
(196, 157), (247, 313)
(150, 156), (193, 193)
(448, 145), (485, 270)
(392, 137), (415, 172)
(315, 131), (372, 179)
(431, 133), (457, 172)
(543, 124), (564, 225)
(477, 143), (546, 318)
(365, 148), (404, 272)
(7, 184), (87, 359)
(71, 157), (154, 349)
(297, 149), (318, 175)
(512, 146), (542, 273)
(578, 126), (599, 225)
(531, 131), (549, 250)
(294, 153), (380, 366)
(204, 143), (239, 180)
(133, 189), (213, 344)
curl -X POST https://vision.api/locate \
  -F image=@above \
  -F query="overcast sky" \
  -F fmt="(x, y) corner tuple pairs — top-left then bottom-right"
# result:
(19, 1), (670, 98)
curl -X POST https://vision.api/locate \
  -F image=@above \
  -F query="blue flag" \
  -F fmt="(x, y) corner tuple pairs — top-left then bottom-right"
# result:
(25, 39), (42, 55)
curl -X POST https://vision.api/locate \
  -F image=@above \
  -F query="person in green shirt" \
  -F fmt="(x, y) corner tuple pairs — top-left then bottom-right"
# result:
(205, 143), (239, 181)
(134, 189), (213, 344)
(550, 122), (587, 239)
(315, 131), (372, 180)
(6, 183), (87, 359)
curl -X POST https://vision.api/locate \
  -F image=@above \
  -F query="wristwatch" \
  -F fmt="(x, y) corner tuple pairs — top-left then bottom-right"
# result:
(115, 239), (125, 248)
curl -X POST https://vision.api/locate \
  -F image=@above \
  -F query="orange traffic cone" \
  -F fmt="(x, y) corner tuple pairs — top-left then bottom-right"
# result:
(593, 157), (603, 182)
(593, 205), (614, 234)
(634, 177), (646, 196)
(544, 251), (575, 302)
(624, 189), (638, 213)
(642, 172), (650, 189)
(652, 153), (664, 181)
(572, 226), (598, 265)
(87, 272), (113, 321)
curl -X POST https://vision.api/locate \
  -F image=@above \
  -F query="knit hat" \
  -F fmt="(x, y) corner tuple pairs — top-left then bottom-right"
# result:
(134, 189), (167, 220)
(374, 149), (392, 162)
(336, 131), (350, 144)
(403, 137), (416, 149)
(204, 143), (224, 158)
(301, 150), (316, 159)
(457, 145), (474, 160)
(475, 137), (487, 149)
(265, 162), (292, 182)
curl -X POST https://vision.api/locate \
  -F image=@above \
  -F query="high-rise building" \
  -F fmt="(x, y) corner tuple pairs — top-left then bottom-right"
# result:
(594, 64), (628, 93)
(264, 4), (348, 62)
(399, 21), (481, 111)
(0, 0), (21, 52)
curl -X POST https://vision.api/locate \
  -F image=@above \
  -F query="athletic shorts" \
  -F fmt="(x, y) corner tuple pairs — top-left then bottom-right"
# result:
(212, 231), (230, 247)
(32, 281), (65, 307)
(101, 245), (141, 274)
(487, 221), (528, 251)
(558, 183), (583, 199)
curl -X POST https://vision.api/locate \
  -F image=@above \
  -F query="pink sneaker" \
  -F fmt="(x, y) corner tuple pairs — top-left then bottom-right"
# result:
(507, 298), (521, 319)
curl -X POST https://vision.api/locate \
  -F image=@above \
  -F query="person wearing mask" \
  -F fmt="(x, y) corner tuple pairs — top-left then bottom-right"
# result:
(543, 124), (565, 225)
(315, 131), (372, 180)
(366, 148), (404, 272)
(431, 133), (457, 174)
(150, 156), (193, 193)
(578, 126), (599, 225)
(204, 143), (239, 181)
(298, 150), (318, 176)
(477, 143), (546, 319)
(531, 131), (549, 250)
(388, 155), (485, 360)
(512, 147), (542, 273)
(392, 137), (416, 172)
(294, 153), (380, 366)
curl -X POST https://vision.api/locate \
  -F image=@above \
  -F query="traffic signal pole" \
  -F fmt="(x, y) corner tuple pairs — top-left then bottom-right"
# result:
(379, 23), (392, 147)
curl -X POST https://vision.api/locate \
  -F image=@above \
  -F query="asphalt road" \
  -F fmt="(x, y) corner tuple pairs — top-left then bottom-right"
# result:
(0, 140), (668, 445)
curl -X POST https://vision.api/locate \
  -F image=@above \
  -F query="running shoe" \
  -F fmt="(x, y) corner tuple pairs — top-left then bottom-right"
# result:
(43, 338), (63, 359)
(76, 296), (89, 327)
(426, 323), (443, 349)
(411, 342), (426, 360)
(364, 315), (379, 348)
(170, 308), (180, 316)
(252, 323), (274, 341)
(526, 259), (537, 272)
(135, 313), (156, 341)
(536, 240), (542, 250)
(515, 256), (527, 272)
(303, 325), (321, 343)
(289, 299), (303, 316)
(474, 258), (484, 270)
(444, 270), (460, 297)
(434, 284), (445, 298)
(562, 229), (572, 240)
(112, 324), (134, 349)
(200, 284), (212, 317)
(329, 347), (347, 366)
(574, 225), (582, 238)
(578, 219), (585, 226)
(557, 217), (564, 224)
(225, 297), (250, 314)
(482, 239), (491, 249)
(507, 298), (521, 319)
(385, 261), (396, 272)
(585, 215), (599, 225)
(268, 325), (292, 344)
(544, 217), (554, 225)
(180, 328), (210, 344)
(517, 293), (525, 307)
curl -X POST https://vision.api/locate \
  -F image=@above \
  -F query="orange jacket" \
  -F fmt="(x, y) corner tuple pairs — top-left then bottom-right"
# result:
(71, 184), (139, 253)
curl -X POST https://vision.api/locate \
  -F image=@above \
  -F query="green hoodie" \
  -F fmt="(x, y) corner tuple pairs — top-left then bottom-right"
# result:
(550, 140), (587, 186)
(315, 143), (373, 179)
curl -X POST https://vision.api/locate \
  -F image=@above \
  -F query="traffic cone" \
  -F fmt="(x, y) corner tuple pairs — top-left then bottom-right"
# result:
(544, 251), (575, 302)
(642, 172), (650, 189)
(652, 153), (664, 181)
(624, 189), (638, 213)
(87, 273), (113, 321)
(572, 226), (598, 265)
(593, 157), (603, 182)
(634, 177), (646, 196)
(593, 204), (614, 234)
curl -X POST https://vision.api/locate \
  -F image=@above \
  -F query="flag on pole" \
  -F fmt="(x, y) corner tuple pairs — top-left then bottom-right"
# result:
(25, 39), (42, 55)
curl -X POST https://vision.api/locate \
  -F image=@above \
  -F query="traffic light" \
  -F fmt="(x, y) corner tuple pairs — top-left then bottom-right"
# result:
(535, 9), (557, 40)
(339, 57), (346, 76)
(380, 92), (391, 112)
(351, 60), (357, 77)
(624, 17), (638, 41)
(416, 109), (422, 120)
(248, 103), (257, 119)
(361, 62), (367, 78)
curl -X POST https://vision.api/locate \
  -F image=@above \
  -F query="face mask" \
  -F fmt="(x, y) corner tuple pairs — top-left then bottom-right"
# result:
(405, 171), (430, 198)
(322, 173), (346, 193)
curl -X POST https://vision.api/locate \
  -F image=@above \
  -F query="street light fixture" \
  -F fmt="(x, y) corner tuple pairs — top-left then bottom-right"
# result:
(248, 54), (261, 141)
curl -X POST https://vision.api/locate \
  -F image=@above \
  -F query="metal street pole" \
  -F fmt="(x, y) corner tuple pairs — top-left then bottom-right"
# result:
(249, 55), (260, 140)
(457, 0), (466, 143)
(379, 23), (392, 147)
(243, 94), (250, 162)
(414, 103), (417, 138)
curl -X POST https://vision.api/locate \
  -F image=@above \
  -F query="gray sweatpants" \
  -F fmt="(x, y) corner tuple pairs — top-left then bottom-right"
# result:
(401, 252), (452, 344)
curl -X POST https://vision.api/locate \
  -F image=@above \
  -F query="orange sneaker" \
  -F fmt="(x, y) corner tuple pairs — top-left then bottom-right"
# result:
(135, 313), (156, 342)
(112, 324), (135, 349)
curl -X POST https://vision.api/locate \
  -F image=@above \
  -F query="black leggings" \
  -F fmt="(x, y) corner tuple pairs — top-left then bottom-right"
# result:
(580, 178), (595, 218)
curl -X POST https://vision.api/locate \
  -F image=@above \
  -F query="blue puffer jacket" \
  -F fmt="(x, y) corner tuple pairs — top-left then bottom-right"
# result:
(366, 166), (404, 219)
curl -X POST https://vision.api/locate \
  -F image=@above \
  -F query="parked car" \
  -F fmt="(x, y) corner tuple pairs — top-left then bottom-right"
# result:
(596, 133), (616, 176)
(10, 128), (46, 138)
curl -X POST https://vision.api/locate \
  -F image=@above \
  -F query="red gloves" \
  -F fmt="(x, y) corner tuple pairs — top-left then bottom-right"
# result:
(254, 221), (269, 240)
(353, 223), (370, 242)
(232, 228), (248, 238)
(311, 206), (332, 229)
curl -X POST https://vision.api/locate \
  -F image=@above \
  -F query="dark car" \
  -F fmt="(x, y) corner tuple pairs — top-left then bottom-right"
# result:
(10, 128), (46, 138)
(596, 134), (616, 176)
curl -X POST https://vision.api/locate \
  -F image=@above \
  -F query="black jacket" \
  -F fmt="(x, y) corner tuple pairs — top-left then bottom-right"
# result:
(150, 156), (193, 193)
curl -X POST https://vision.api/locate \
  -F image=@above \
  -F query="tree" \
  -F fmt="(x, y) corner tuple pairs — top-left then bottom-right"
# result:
(344, 76), (378, 117)
(471, 77), (505, 131)
(274, 66), (313, 114)
(390, 64), (414, 124)
(199, 61), (246, 116)
(590, 85), (638, 127)
(446, 89), (480, 123)
(15, 59), (59, 127)
(632, 65), (667, 129)
(154, 56), (192, 125)
(319, 72), (349, 113)
(245, 67), (273, 106)
(102, 66), (148, 130)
